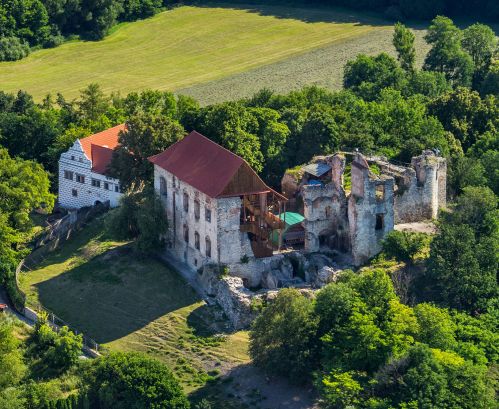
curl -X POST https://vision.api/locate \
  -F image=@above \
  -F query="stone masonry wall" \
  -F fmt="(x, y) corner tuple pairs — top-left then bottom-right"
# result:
(348, 158), (395, 266)
(302, 183), (348, 252)
(154, 166), (219, 270)
(391, 152), (446, 223)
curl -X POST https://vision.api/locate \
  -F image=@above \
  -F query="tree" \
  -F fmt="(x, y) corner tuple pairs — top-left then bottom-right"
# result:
(110, 113), (185, 189)
(0, 36), (30, 61)
(77, 83), (110, 123)
(0, 148), (55, 231)
(193, 102), (264, 173)
(296, 104), (339, 164)
(424, 16), (474, 87)
(448, 156), (487, 195)
(344, 53), (405, 100)
(480, 59), (499, 96)
(393, 23), (415, 72)
(382, 230), (428, 263)
(413, 303), (457, 350)
(0, 317), (27, 389)
(428, 87), (498, 151)
(45, 326), (83, 371)
(427, 222), (497, 313)
(108, 186), (168, 255)
(249, 288), (318, 383)
(462, 23), (497, 87)
(91, 352), (189, 409)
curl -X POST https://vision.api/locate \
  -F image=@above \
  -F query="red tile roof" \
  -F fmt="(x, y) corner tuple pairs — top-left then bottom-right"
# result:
(79, 124), (125, 175)
(148, 131), (268, 198)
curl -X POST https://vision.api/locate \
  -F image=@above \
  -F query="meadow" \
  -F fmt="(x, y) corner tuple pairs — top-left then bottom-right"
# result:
(0, 2), (389, 101)
(18, 216), (316, 407)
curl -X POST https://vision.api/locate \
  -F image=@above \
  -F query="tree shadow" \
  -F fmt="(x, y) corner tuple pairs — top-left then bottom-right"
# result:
(185, 0), (391, 27)
(190, 362), (318, 409)
(34, 244), (201, 343)
(186, 303), (236, 337)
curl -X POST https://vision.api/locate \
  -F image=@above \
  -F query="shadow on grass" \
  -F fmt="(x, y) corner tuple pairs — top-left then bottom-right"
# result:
(187, 303), (236, 337)
(189, 362), (317, 409)
(35, 244), (201, 343)
(186, 1), (499, 33)
(187, 0), (391, 27)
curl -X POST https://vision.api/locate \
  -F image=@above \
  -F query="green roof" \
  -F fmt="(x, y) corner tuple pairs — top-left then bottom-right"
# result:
(279, 212), (305, 226)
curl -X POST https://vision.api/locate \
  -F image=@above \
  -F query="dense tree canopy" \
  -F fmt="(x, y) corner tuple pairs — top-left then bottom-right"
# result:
(250, 268), (498, 408)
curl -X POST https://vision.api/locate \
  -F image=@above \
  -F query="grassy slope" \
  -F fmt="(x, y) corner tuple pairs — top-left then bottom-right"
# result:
(19, 218), (249, 397)
(0, 3), (387, 101)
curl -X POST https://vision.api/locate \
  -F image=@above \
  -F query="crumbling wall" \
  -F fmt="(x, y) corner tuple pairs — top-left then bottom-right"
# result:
(302, 184), (348, 252)
(392, 151), (446, 223)
(348, 155), (395, 266)
(302, 154), (349, 253)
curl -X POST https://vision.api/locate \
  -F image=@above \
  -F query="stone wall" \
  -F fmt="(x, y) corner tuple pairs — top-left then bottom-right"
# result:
(388, 151), (447, 223)
(348, 156), (395, 266)
(154, 165), (219, 271)
(58, 139), (122, 209)
(302, 183), (348, 253)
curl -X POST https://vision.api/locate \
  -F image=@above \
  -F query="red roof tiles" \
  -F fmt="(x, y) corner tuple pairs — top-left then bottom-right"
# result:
(148, 131), (273, 198)
(79, 124), (125, 175)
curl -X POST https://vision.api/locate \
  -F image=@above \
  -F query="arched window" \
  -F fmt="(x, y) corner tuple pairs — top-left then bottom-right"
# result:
(205, 236), (211, 258)
(194, 199), (200, 220)
(183, 224), (189, 243)
(160, 176), (167, 197)
(194, 231), (200, 250)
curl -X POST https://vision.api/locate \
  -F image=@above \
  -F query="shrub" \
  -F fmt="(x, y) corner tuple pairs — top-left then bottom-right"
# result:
(382, 230), (428, 263)
(0, 37), (30, 61)
(91, 352), (190, 409)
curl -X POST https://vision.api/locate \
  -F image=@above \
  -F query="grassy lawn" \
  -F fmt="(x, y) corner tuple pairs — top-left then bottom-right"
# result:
(0, 2), (388, 101)
(19, 217), (250, 401)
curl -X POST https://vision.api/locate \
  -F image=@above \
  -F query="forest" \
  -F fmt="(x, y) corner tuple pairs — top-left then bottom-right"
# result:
(0, 16), (497, 408)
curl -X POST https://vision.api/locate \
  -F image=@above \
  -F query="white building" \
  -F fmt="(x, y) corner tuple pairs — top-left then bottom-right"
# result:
(58, 124), (125, 209)
(148, 131), (286, 272)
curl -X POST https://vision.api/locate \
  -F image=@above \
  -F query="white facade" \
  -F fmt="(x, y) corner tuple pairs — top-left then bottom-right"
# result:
(58, 139), (122, 209)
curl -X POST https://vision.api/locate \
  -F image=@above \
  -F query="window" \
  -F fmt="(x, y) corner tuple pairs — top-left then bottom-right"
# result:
(72, 189), (78, 197)
(160, 176), (167, 197)
(172, 176), (176, 188)
(325, 206), (332, 218)
(194, 200), (200, 220)
(115, 185), (119, 193)
(64, 170), (73, 180)
(104, 182), (109, 190)
(205, 237), (211, 258)
(78, 157), (83, 163)
(183, 192), (189, 212)
(205, 207), (212, 223)
(375, 214), (384, 231)
(183, 224), (189, 243)
(375, 184), (385, 201)
(91, 179), (101, 188)
(71, 155), (75, 161)
(195, 232), (200, 250)
(75, 174), (85, 184)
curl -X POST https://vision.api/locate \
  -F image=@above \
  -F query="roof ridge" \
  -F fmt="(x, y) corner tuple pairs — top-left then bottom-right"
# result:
(187, 130), (244, 163)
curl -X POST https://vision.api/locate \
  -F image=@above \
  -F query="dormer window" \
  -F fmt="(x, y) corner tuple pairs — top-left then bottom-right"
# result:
(71, 155), (75, 161)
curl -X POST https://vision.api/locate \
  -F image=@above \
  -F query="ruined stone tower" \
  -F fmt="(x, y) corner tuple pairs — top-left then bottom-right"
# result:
(347, 154), (395, 266)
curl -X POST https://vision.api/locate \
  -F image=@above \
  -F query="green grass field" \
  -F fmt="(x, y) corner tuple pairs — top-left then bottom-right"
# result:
(19, 218), (249, 402)
(0, 3), (388, 101)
